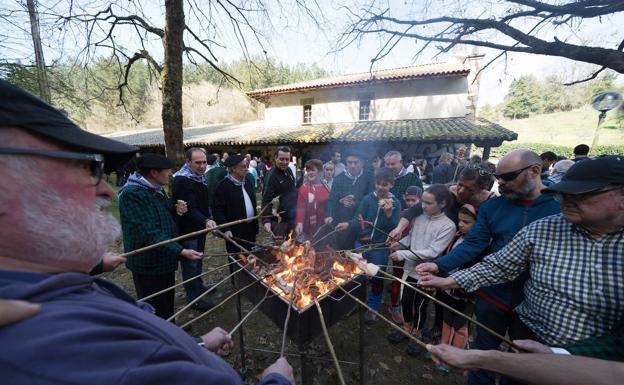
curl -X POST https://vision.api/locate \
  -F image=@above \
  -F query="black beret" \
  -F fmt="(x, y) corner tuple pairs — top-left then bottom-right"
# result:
(224, 153), (246, 168)
(136, 153), (175, 170)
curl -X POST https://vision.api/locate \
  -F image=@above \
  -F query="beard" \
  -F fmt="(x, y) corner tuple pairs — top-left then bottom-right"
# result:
(499, 175), (536, 200)
(22, 188), (121, 272)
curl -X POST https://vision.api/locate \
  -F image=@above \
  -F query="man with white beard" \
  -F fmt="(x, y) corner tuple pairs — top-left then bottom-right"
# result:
(0, 80), (294, 385)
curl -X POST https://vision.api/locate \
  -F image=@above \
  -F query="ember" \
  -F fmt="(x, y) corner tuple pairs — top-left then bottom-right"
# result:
(241, 234), (362, 310)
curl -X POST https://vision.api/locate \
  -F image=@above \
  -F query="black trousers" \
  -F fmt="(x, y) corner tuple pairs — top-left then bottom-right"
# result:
(132, 272), (175, 320)
(401, 276), (429, 330)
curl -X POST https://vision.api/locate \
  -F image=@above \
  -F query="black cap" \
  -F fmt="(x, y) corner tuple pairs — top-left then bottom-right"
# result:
(405, 185), (423, 197)
(136, 153), (175, 170)
(224, 153), (245, 168)
(0, 80), (137, 172)
(542, 155), (624, 194)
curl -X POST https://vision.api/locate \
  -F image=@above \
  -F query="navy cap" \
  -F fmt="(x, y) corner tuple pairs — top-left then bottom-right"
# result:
(404, 185), (423, 198)
(136, 153), (175, 170)
(224, 153), (245, 168)
(542, 155), (624, 194)
(0, 80), (137, 172)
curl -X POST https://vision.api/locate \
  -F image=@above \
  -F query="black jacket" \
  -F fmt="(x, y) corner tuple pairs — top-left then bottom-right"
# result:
(213, 177), (258, 240)
(261, 167), (297, 225)
(171, 176), (212, 237)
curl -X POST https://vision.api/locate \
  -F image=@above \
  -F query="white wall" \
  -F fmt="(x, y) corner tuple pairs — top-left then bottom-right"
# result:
(263, 76), (470, 126)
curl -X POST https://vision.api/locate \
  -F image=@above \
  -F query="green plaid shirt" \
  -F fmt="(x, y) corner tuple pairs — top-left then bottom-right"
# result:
(390, 170), (423, 209)
(453, 214), (624, 346)
(564, 328), (624, 361)
(119, 186), (183, 275)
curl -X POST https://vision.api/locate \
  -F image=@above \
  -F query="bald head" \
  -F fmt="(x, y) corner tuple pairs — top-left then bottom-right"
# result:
(497, 149), (542, 173)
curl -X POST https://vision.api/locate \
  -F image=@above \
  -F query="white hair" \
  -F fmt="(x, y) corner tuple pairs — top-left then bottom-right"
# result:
(384, 150), (402, 161)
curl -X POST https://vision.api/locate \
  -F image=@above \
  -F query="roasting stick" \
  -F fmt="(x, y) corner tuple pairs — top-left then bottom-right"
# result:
(139, 259), (240, 301)
(119, 200), (276, 259)
(331, 283), (427, 350)
(168, 263), (250, 322)
(280, 277), (298, 357)
(313, 298), (347, 385)
(228, 287), (272, 338)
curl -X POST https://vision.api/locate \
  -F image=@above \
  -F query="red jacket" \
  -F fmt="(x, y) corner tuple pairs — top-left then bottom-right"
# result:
(296, 181), (330, 237)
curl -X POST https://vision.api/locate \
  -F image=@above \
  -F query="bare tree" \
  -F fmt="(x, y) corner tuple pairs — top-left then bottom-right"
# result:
(338, 0), (624, 84)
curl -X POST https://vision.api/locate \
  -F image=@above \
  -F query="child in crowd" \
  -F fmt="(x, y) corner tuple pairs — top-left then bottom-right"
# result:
(439, 204), (478, 351)
(388, 185), (423, 324)
(336, 167), (400, 324)
(387, 184), (456, 356)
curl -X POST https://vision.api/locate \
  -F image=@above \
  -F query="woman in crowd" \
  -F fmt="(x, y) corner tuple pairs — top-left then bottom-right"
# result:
(322, 162), (335, 190)
(295, 159), (331, 238)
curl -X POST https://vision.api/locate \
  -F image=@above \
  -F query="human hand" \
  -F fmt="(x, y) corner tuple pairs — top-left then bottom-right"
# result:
(426, 344), (477, 372)
(417, 275), (459, 290)
(324, 217), (333, 224)
(415, 262), (439, 275)
(261, 357), (295, 384)
(206, 219), (217, 229)
(175, 200), (187, 216)
(223, 230), (233, 239)
(335, 222), (349, 231)
(180, 249), (203, 260)
(263, 222), (273, 233)
(0, 299), (41, 327)
(512, 339), (553, 354)
(201, 327), (234, 356)
(295, 223), (303, 235)
(101, 252), (126, 272)
(387, 226), (404, 244)
(340, 195), (355, 208)
(389, 252), (399, 262)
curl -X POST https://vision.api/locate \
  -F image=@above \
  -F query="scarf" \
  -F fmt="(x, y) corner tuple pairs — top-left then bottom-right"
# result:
(395, 167), (408, 180)
(173, 163), (205, 184)
(344, 169), (363, 186)
(226, 173), (245, 187)
(118, 172), (165, 198)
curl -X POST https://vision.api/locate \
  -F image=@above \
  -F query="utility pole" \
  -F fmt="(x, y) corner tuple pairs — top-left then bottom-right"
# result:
(26, 0), (51, 102)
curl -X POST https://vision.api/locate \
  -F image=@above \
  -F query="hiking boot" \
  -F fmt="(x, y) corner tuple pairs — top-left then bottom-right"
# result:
(191, 299), (215, 311)
(388, 305), (404, 324)
(363, 311), (377, 325)
(406, 340), (422, 356)
(387, 330), (409, 344)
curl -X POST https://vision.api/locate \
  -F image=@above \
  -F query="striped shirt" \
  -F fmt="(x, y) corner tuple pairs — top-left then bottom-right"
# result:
(453, 214), (624, 346)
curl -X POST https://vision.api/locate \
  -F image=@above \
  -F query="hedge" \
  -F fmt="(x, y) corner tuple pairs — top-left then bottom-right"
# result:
(485, 143), (624, 159)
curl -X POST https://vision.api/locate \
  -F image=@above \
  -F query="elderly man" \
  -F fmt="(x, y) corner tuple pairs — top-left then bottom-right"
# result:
(213, 154), (258, 253)
(261, 146), (298, 236)
(118, 153), (205, 319)
(331, 150), (346, 176)
(0, 80), (293, 385)
(383, 150), (423, 209)
(172, 147), (217, 311)
(416, 149), (560, 385)
(420, 155), (624, 355)
(324, 149), (375, 250)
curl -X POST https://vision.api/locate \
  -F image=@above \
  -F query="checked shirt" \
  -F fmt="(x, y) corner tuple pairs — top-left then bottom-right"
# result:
(453, 214), (624, 346)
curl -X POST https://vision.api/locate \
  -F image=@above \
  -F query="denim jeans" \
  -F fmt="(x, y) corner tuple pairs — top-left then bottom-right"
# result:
(180, 238), (206, 303)
(356, 240), (390, 311)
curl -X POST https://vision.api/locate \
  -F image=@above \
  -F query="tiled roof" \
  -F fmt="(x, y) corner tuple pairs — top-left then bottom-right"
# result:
(106, 118), (517, 148)
(246, 62), (470, 99)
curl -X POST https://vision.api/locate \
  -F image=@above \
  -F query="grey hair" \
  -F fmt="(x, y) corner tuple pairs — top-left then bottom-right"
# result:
(384, 150), (402, 161)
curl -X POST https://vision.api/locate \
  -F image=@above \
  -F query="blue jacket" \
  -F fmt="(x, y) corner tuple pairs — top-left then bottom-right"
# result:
(435, 194), (561, 308)
(0, 270), (291, 385)
(348, 192), (400, 244)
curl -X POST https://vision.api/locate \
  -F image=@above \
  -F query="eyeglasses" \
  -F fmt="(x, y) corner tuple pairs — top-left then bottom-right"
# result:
(493, 165), (534, 182)
(553, 186), (623, 203)
(0, 147), (104, 186)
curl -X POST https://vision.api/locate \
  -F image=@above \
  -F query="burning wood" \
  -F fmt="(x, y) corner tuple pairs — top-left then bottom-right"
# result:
(240, 235), (363, 310)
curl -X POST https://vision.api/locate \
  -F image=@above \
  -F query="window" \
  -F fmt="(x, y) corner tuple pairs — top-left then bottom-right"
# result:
(303, 104), (312, 124)
(359, 100), (371, 121)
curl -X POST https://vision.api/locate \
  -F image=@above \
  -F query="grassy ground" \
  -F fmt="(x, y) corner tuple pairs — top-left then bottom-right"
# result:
(496, 106), (624, 147)
(105, 188), (464, 385)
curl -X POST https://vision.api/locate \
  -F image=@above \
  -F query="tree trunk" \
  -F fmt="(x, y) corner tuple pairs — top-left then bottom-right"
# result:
(26, 0), (51, 103)
(161, 0), (185, 165)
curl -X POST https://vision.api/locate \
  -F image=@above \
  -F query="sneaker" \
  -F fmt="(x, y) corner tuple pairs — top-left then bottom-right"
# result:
(435, 364), (450, 374)
(421, 327), (441, 343)
(363, 311), (377, 325)
(191, 299), (215, 311)
(387, 330), (409, 344)
(406, 340), (422, 356)
(388, 305), (404, 324)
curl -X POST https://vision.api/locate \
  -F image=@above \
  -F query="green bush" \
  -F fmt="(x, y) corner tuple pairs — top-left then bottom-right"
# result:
(488, 143), (624, 159)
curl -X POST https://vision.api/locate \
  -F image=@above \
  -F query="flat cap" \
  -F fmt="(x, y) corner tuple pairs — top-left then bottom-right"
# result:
(136, 153), (175, 170)
(224, 153), (246, 168)
(543, 155), (624, 194)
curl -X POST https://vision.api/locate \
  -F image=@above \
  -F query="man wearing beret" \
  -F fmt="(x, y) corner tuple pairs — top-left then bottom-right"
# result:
(118, 153), (204, 320)
(421, 155), (624, 361)
(213, 154), (259, 253)
(0, 80), (294, 385)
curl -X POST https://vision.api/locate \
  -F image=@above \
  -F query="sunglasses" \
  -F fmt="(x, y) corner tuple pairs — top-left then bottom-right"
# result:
(493, 165), (533, 182)
(0, 147), (104, 186)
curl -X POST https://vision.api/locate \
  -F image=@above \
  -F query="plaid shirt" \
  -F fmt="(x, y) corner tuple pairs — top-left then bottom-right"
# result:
(564, 329), (624, 361)
(119, 186), (183, 275)
(390, 171), (423, 209)
(453, 214), (624, 346)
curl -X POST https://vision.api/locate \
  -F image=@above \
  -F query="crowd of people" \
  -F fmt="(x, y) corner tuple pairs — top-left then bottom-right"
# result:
(1, 80), (622, 385)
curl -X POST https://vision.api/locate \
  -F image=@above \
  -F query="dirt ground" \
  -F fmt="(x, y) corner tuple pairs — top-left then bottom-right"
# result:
(105, 230), (465, 385)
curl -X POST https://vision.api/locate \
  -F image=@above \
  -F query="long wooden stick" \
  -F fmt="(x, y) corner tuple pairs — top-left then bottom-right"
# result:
(314, 298), (347, 385)
(280, 278), (297, 357)
(228, 288), (271, 338)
